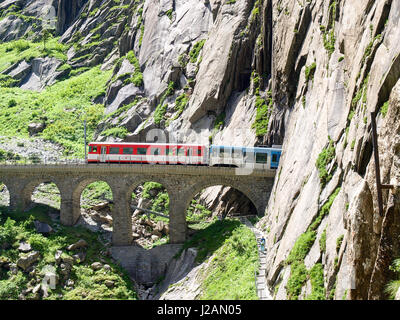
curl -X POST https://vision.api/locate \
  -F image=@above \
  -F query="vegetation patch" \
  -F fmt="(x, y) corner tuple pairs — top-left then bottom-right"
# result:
(0, 37), (68, 73)
(153, 81), (175, 126)
(284, 187), (340, 300)
(251, 72), (273, 137)
(306, 263), (325, 300)
(380, 101), (389, 117)
(189, 39), (206, 63)
(0, 66), (111, 157)
(305, 62), (317, 82)
(316, 138), (336, 188)
(320, 1), (337, 59)
(385, 258), (400, 299)
(180, 219), (259, 300)
(0, 207), (137, 300)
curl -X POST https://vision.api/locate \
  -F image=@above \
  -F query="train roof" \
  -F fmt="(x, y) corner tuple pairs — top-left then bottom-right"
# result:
(89, 142), (207, 147)
(210, 145), (282, 151)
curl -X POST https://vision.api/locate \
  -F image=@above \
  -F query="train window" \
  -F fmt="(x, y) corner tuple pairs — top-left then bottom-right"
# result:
(109, 147), (120, 154)
(219, 147), (227, 158)
(152, 148), (161, 155)
(178, 148), (185, 156)
(197, 148), (202, 156)
(89, 146), (98, 153)
(232, 149), (242, 158)
(137, 148), (147, 155)
(123, 147), (134, 154)
(166, 148), (174, 156)
(256, 153), (268, 163)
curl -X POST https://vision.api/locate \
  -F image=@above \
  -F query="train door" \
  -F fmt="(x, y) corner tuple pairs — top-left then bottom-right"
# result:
(243, 149), (255, 168)
(100, 146), (107, 163)
(188, 148), (194, 164)
(270, 151), (281, 169)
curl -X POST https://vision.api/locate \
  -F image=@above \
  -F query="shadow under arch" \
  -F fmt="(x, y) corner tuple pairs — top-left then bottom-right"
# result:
(183, 179), (262, 220)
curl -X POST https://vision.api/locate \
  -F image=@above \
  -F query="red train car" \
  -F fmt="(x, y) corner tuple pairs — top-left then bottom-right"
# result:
(87, 142), (208, 165)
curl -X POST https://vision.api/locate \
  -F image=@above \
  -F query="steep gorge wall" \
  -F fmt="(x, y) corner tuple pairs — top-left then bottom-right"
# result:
(259, 0), (400, 300)
(2, 0), (400, 300)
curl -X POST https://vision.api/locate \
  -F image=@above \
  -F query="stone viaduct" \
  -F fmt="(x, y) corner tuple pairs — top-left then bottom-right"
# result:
(0, 164), (275, 246)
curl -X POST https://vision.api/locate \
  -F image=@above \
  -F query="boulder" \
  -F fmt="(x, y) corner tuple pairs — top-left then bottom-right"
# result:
(151, 229), (162, 238)
(59, 263), (71, 278)
(67, 239), (88, 251)
(0, 256), (10, 268)
(17, 251), (40, 271)
(155, 221), (165, 233)
(104, 280), (115, 288)
(18, 242), (32, 253)
(92, 202), (109, 211)
(72, 252), (86, 263)
(61, 255), (74, 266)
(9, 263), (18, 275)
(28, 123), (46, 136)
(92, 212), (112, 225)
(32, 284), (41, 294)
(7, 60), (32, 81)
(54, 250), (63, 264)
(103, 264), (111, 272)
(91, 262), (103, 271)
(33, 220), (53, 234)
(132, 232), (140, 239)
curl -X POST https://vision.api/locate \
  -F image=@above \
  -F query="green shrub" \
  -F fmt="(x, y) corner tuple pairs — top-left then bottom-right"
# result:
(189, 39), (206, 63)
(286, 231), (317, 265)
(316, 139), (336, 188)
(305, 62), (316, 82)
(102, 126), (128, 139)
(306, 263), (326, 300)
(380, 101), (389, 117)
(286, 261), (308, 300)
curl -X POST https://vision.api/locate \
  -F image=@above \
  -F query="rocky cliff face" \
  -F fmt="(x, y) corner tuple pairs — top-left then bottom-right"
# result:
(1, 0), (400, 300)
(258, 0), (400, 300)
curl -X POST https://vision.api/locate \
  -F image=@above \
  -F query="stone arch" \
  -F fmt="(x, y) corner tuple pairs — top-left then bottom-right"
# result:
(182, 178), (265, 217)
(18, 178), (62, 212)
(68, 177), (114, 225)
(126, 176), (172, 214)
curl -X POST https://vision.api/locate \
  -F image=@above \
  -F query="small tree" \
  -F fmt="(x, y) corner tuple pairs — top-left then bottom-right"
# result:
(42, 28), (51, 51)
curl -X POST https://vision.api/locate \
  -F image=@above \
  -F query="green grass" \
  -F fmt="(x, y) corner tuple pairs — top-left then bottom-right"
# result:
(0, 38), (68, 73)
(81, 182), (113, 208)
(284, 187), (340, 300)
(0, 207), (137, 300)
(286, 231), (317, 265)
(385, 258), (400, 299)
(305, 62), (316, 82)
(189, 39), (206, 63)
(380, 101), (389, 117)
(102, 127), (128, 139)
(251, 72), (273, 137)
(316, 138), (336, 188)
(0, 66), (112, 157)
(306, 263), (325, 300)
(189, 219), (259, 300)
(154, 104), (167, 125)
(153, 81), (175, 125)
